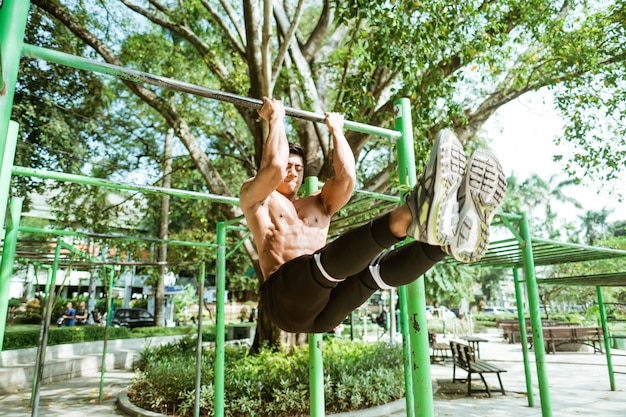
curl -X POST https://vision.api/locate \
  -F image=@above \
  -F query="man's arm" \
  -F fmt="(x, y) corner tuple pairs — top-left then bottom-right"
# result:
(319, 112), (356, 216)
(239, 97), (289, 209)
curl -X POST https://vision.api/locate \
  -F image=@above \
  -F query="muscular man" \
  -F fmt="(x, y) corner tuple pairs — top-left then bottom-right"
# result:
(240, 97), (506, 333)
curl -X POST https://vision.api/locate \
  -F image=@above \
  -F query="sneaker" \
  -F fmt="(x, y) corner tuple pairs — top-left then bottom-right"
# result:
(405, 128), (466, 245)
(447, 149), (507, 263)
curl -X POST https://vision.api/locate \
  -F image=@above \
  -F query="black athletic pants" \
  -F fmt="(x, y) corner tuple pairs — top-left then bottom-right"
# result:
(259, 213), (446, 333)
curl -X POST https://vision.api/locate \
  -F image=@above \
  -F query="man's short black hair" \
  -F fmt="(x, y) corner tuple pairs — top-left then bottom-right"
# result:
(289, 143), (306, 170)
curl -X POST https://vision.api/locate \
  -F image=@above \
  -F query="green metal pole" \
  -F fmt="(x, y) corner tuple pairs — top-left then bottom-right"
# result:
(394, 97), (432, 417)
(19, 225), (217, 248)
(194, 262), (206, 417)
(513, 268), (534, 407)
(304, 176), (325, 417)
(0, 120), (18, 230)
(397, 285), (415, 417)
(31, 244), (62, 417)
(0, 197), (23, 351)
(596, 286), (615, 391)
(13, 166), (240, 205)
(99, 267), (115, 402)
(214, 221), (227, 417)
(0, 0), (30, 224)
(519, 213), (552, 417)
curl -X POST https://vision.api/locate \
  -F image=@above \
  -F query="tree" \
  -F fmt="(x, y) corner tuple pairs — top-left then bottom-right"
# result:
(24, 0), (626, 349)
(578, 208), (613, 245)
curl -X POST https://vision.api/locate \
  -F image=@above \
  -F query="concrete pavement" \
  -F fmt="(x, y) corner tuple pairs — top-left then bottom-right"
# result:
(1, 332), (624, 416)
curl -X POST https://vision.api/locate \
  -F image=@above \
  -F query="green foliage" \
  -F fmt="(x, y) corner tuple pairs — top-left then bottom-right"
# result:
(128, 339), (404, 416)
(2, 326), (131, 350)
(424, 263), (478, 307)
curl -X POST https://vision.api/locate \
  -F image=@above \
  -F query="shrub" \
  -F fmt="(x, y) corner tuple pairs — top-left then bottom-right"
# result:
(2, 325), (132, 350)
(128, 339), (405, 417)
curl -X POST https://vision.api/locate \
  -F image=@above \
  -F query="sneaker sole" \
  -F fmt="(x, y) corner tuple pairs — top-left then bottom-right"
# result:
(426, 130), (466, 245)
(451, 150), (506, 262)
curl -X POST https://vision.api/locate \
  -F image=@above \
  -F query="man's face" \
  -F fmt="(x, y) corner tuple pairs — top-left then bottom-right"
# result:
(277, 154), (304, 197)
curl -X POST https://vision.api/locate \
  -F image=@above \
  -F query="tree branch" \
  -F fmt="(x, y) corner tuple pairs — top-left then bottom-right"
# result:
(270, 0), (305, 90)
(198, 0), (246, 58)
(119, 0), (230, 81)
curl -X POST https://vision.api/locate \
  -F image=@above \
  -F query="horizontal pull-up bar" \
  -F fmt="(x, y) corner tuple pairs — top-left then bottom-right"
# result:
(21, 44), (401, 139)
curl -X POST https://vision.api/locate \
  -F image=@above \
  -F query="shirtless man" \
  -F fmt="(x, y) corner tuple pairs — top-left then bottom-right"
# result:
(240, 97), (506, 333)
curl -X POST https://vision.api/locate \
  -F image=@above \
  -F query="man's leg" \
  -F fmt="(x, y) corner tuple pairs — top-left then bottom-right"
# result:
(312, 241), (444, 332)
(316, 128), (465, 279)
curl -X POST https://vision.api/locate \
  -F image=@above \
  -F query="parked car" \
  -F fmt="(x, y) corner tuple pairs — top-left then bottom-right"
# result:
(482, 306), (507, 315)
(111, 308), (155, 329)
(426, 305), (457, 320)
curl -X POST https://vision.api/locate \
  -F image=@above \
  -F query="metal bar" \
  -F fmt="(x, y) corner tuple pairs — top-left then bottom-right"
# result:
(0, 197), (23, 351)
(0, 0), (30, 229)
(597, 286), (616, 391)
(397, 284), (415, 417)
(305, 177), (325, 417)
(99, 266), (116, 402)
(0, 44), (5, 95)
(513, 268), (534, 407)
(194, 262), (205, 417)
(22, 44), (401, 139)
(31, 242), (62, 417)
(214, 221), (226, 417)
(395, 98), (432, 417)
(520, 213), (552, 417)
(225, 232), (251, 258)
(18, 226), (217, 248)
(12, 166), (240, 206)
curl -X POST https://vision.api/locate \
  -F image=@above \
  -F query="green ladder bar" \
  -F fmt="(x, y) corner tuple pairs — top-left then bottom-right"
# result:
(394, 97), (433, 416)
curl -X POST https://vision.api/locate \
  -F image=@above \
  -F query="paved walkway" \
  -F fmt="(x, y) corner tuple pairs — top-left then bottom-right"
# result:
(1, 332), (624, 416)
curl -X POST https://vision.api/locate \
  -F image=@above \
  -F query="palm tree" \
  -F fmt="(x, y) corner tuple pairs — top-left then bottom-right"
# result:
(578, 208), (613, 245)
(502, 173), (582, 239)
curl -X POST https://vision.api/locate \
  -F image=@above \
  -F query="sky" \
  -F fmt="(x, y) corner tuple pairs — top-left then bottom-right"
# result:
(482, 89), (626, 225)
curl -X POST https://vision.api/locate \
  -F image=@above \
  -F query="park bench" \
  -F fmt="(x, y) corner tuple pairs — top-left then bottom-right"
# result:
(528, 326), (603, 354)
(450, 341), (506, 397)
(429, 332), (451, 364)
(497, 319), (576, 344)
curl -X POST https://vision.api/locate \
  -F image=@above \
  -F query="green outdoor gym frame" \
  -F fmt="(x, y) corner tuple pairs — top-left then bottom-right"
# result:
(0, 2), (433, 417)
(2, 2), (626, 417)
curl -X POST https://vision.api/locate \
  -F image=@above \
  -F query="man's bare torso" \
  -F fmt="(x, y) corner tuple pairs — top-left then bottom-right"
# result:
(244, 190), (331, 279)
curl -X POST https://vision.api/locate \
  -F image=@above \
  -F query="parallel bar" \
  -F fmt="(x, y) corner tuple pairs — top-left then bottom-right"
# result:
(18, 226), (217, 248)
(22, 44), (401, 139)
(12, 166), (240, 205)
